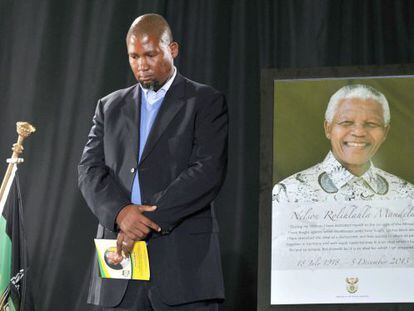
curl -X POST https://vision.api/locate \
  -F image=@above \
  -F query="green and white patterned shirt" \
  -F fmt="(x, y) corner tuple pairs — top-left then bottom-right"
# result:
(273, 152), (414, 204)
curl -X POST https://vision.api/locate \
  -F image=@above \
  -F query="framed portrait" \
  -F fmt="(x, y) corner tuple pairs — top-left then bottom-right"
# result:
(258, 64), (414, 310)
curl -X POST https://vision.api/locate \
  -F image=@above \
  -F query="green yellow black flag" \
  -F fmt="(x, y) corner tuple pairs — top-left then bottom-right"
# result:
(0, 122), (35, 311)
(0, 174), (26, 311)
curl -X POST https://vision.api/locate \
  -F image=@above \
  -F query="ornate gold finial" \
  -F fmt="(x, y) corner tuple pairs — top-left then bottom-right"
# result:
(0, 121), (36, 205)
(11, 143), (24, 155)
(11, 122), (36, 158)
(16, 122), (36, 138)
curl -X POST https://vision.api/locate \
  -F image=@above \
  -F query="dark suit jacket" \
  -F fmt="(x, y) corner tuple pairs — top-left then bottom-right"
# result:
(78, 73), (228, 307)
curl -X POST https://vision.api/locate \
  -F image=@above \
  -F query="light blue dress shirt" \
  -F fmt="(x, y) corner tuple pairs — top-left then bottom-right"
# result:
(131, 68), (177, 204)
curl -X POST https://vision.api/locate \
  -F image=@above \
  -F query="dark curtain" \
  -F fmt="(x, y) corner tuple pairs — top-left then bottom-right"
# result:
(0, 1), (413, 310)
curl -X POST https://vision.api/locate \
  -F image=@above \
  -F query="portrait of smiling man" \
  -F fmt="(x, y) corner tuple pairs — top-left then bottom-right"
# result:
(273, 84), (414, 204)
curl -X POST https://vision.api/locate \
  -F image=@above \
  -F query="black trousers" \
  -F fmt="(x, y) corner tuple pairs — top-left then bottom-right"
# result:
(103, 281), (221, 311)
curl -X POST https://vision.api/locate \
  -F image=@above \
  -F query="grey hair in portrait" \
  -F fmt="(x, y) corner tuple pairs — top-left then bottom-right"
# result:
(325, 84), (391, 125)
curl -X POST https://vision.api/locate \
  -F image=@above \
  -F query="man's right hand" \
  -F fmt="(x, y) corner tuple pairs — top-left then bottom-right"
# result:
(116, 204), (161, 240)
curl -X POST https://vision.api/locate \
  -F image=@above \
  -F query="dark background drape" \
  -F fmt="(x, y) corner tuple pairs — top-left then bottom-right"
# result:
(0, 0), (413, 310)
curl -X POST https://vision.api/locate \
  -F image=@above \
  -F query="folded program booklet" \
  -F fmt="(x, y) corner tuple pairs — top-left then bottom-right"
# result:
(94, 239), (150, 280)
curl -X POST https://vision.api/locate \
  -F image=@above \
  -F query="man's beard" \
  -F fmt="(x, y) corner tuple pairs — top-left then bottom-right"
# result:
(140, 80), (161, 92)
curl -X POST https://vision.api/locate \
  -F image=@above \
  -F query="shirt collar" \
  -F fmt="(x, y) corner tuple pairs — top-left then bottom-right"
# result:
(321, 151), (380, 192)
(139, 67), (177, 105)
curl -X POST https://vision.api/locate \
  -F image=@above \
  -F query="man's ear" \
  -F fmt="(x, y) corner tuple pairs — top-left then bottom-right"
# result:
(382, 124), (390, 141)
(169, 42), (179, 58)
(324, 120), (331, 139)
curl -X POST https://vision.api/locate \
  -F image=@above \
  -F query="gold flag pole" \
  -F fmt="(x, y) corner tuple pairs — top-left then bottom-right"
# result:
(0, 122), (36, 208)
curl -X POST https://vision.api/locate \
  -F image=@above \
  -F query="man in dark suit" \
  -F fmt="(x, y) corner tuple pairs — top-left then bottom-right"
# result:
(78, 14), (228, 310)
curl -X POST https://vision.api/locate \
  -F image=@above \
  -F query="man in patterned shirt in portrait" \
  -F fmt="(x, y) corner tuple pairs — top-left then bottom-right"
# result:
(273, 84), (414, 204)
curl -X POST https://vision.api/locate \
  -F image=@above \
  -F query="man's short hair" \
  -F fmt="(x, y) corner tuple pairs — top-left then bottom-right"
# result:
(126, 13), (173, 45)
(325, 84), (391, 125)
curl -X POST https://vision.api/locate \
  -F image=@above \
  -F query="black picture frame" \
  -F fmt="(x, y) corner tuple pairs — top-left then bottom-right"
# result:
(258, 64), (414, 311)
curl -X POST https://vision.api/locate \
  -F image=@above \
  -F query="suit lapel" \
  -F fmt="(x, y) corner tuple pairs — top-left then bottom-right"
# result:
(120, 84), (141, 169)
(139, 74), (186, 165)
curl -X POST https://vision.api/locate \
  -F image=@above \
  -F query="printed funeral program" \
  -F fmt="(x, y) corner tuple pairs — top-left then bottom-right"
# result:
(95, 239), (150, 280)
(271, 199), (414, 304)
